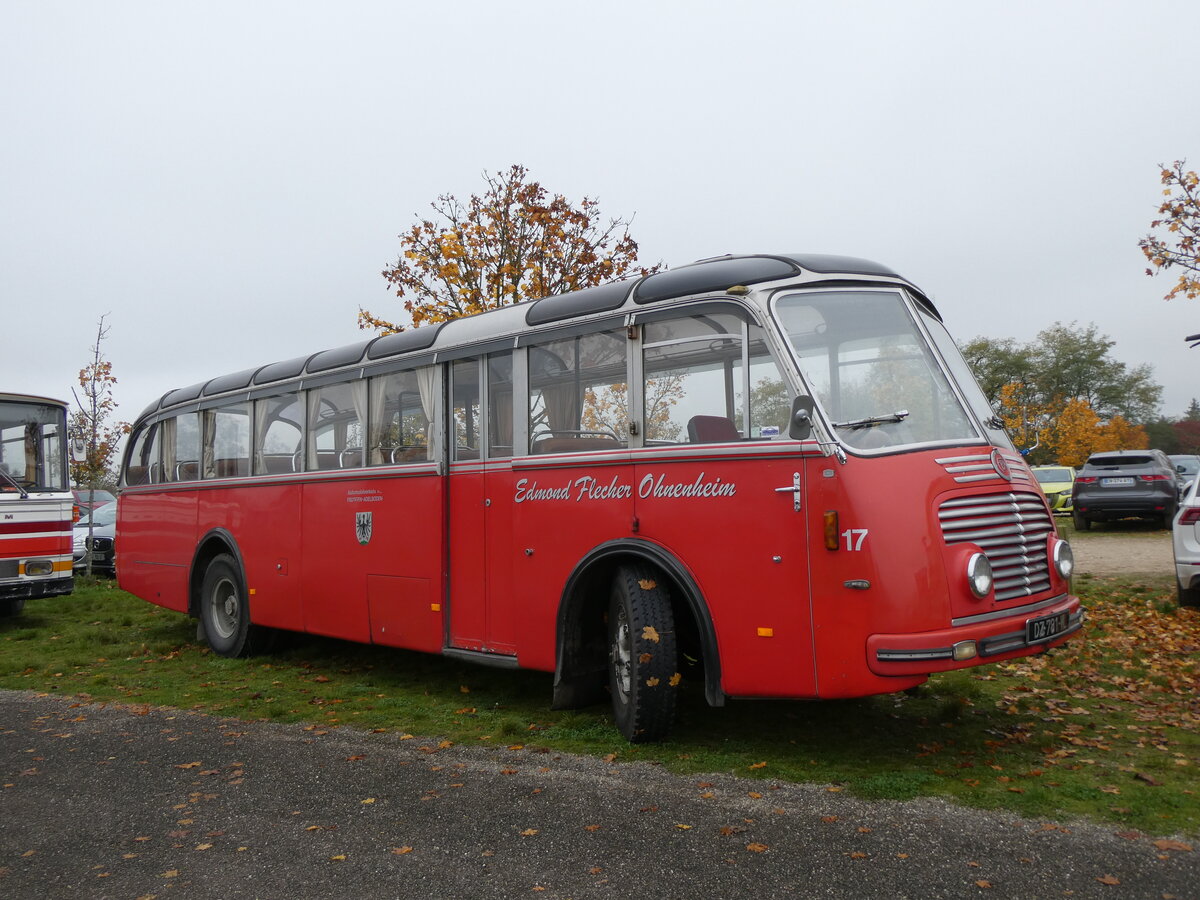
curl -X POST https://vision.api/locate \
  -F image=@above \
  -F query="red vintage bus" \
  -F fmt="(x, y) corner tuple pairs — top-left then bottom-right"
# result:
(118, 254), (1081, 741)
(1, 392), (74, 615)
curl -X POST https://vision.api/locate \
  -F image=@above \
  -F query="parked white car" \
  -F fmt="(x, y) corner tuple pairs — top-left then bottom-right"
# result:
(1171, 476), (1200, 607)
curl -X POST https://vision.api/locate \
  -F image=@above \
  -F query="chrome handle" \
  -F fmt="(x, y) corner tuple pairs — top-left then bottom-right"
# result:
(774, 472), (802, 512)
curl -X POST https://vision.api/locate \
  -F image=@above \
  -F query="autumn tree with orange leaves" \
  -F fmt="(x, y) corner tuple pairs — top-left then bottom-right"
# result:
(69, 315), (128, 494)
(360, 165), (660, 333)
(1140, 160), (1200, 301)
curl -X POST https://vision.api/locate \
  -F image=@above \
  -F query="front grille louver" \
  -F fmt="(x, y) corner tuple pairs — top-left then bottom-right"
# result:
(939, 492), (1054, 601)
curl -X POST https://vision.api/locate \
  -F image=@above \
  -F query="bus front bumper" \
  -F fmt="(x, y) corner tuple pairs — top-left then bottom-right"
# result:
(866, 596), (1083, 676)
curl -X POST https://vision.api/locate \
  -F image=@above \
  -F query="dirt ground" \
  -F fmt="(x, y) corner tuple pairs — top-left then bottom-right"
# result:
(1065, 520), (1175, 577)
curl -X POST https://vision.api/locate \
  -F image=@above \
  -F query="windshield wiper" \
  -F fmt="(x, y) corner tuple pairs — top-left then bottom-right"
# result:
(0, 468), (29, 499)
(832, 409), (909, 430)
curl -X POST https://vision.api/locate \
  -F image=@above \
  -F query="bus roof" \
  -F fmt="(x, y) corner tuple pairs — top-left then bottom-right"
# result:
(137, 252), (931, 420)
(0, 392), (69, 409)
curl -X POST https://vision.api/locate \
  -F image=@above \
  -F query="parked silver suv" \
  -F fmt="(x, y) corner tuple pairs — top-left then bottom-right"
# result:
(1071, 449), (1181, 530)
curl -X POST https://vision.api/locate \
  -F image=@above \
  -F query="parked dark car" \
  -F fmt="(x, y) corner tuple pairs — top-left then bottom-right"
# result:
(72, 488), (116, 520)
(1071, 449), (1181, 530)
(73, 500), (116, 576)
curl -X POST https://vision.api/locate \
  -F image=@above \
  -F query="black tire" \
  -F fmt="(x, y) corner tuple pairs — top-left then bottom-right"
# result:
(1179, 580), (1200, 608)
(1072, 511), (1091, 531)
(1162, 502), (1178, 529)
(608, 564), (678, 743)
(0, 597), (26, 617)
(199, 553), (264, 658)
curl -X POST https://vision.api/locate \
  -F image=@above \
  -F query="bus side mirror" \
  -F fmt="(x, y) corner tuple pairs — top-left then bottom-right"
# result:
(70, 439), (88, 463)
(789, 396), (815, 441)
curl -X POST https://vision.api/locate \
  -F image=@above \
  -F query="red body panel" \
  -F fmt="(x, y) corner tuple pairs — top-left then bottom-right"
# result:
(118, 441), (1080, 702)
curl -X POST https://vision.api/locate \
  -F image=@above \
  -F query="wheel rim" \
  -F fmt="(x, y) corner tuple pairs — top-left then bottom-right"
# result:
(209, 576), (240, 640)
(611, 602), (632, 699)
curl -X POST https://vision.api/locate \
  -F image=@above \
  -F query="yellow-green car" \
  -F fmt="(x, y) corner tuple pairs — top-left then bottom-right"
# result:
(1031, 465), (1076, 515)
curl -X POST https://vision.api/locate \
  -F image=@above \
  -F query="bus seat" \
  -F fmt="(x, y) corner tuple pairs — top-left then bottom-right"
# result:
(262, 456), (292, 475)
(215, 458), (248, 478)
(687, 415), (741, 444)
(533, 436), (621, 454)
(391, 446), (428, 463)
(175, 461), (199, 481)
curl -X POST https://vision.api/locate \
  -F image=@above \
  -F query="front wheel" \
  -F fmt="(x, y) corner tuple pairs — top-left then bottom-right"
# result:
(608, 564), (678, 743)
(0, 597), (25, 617)
(199, 553), (265, 657)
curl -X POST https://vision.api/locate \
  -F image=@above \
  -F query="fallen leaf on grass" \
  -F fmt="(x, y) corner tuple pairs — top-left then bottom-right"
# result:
(392, 846), (414, 855)
(746, 843), (768, 853)
(1096, 874), (1120, 885)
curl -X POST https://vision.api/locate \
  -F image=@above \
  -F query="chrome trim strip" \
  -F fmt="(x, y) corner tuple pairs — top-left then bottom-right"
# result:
(951, 592), (1070, 627)
(875, 646), (954, 662)
(935, 454), (991, 464)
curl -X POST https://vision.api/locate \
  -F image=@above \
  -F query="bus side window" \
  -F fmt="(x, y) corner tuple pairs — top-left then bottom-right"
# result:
(369, 368), (433, 465)
(528, 330), (626, 454)
(642, 313), (744, 445)
(202, 401), (250, 479)
(640, 312), (793, 445)
(161, 413), (200, 482)
(123, 423), (160, 486)
(487, 352), (513, 459)
(307, 382), (365, 471)
(450, 359), (481, 461)
(254, 392), (304, 475)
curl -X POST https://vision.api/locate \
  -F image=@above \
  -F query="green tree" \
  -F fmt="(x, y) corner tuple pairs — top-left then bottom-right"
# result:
(1139, 160), (1200, 301)
(361, 165), (660, 333)
(1030, 322), (1160, 423)
(961, 322), (1161, 426)
(958, 335), (1035, 407)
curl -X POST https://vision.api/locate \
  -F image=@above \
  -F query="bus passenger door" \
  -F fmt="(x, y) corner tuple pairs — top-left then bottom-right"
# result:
(446, 355), (517, 657)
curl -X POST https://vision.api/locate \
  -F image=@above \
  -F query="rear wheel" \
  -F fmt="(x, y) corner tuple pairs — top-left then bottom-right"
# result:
(1162, 502), (1178, 529)
(1072, 511), (1091, 531)
(199, 553), (267, 657)
(608, 564), (678, 743)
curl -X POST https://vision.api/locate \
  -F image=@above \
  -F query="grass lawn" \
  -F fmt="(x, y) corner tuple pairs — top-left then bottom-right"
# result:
(2, 572), (1197, 836)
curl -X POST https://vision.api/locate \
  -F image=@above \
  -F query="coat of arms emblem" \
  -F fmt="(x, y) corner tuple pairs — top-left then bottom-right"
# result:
(355, 511), (373, 545)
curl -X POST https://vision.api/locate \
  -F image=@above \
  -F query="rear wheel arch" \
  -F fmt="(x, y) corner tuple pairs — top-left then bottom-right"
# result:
(188, 529), (246, 619)
(552, 539), (723, 713)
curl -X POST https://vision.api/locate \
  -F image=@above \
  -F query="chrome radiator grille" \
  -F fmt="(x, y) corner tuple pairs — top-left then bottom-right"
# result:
(938, 492), (1054, 601)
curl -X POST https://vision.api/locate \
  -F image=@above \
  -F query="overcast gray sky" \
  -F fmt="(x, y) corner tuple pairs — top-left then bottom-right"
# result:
(4, 0), (1198, 431)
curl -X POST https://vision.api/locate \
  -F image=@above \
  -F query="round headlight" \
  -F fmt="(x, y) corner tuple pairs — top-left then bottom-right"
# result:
(1052, 539), (1074, 579)
(967, 552), (993, 599)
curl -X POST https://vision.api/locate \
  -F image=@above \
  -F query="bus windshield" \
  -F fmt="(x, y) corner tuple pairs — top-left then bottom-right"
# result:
(0, 399), (68, 492)
(773, 290), (980, 451)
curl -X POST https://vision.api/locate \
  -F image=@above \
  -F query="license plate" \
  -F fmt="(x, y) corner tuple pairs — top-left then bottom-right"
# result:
(1102, 476), (1134, 486)
(1026, 610), (1070, 643)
